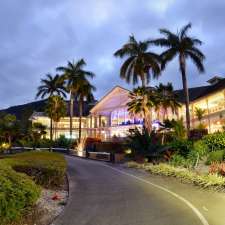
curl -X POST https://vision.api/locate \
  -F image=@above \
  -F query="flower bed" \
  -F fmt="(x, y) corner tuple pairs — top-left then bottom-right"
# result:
(127, 162), (225, 190)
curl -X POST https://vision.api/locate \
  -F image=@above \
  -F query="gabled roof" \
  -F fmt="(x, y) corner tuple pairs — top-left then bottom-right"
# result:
(90, 86), (130, 114)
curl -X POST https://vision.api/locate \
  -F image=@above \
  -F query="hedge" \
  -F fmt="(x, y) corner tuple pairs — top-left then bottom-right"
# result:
(0, 151), (67, 224)
(0, 162), (40, 224)
(4, 151), (67, 188)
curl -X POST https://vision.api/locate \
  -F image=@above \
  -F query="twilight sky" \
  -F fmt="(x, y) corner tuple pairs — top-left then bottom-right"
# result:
(0, 0), (225, 109)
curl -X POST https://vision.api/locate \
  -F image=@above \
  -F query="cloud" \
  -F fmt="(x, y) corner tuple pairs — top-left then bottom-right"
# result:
(1, 0), (225, 108)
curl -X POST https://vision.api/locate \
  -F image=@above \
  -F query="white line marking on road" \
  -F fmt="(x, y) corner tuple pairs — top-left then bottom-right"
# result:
(101, 164), (209, 225)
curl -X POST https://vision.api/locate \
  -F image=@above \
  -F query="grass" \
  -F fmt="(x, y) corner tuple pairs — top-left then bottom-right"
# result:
(3, 151), (67, 188)
(0, 151), (67, 224)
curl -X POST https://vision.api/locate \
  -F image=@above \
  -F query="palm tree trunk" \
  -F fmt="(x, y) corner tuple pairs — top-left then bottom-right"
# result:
(141, 72), (145, 87)
(179, 54), (191, 136)
(78, 98), (83, 143)
(50, 117), (53, 151)
(70, 93), (74, 139)
(144, 110), (152, 134)
(55, 121), (57, 140)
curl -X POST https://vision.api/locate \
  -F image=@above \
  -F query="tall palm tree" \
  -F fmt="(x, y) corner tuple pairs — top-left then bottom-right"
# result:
(36, 74), (67, 99)
(127, 87), (157, 133)
(75, 81), (96, 143)
(49, 96), (67, 140)
(36, 73), (67, 144)
(57, 59), (95, 140)
(155, 83), (181, 120)
(114, 35), (161, 87)
(150, 23), (205, 134)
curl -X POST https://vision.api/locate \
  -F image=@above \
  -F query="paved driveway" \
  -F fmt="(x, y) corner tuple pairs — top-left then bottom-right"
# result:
(54, 156), (225, 225)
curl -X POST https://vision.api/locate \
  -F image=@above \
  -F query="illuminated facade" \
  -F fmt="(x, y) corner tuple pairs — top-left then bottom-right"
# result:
(87, 86), (144, 140)
(30, 76), (225, 140)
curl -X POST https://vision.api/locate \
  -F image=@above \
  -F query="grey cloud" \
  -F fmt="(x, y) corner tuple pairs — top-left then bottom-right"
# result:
(1, 0), (225, 108)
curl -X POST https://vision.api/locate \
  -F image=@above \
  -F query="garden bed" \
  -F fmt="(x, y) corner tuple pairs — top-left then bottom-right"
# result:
(0, 151), (68, 225)
(127, 161), (225, 191)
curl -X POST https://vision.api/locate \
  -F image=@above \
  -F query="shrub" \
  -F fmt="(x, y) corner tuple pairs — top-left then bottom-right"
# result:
(169, 150), (199, 169)
(206, 150), (225, 165)
(169, 154), (186, 167)
(4, 151), (67, 188)
(53, 135), (73, 149)
(144, 163), (225, 190)
(39, 138), (52, 148)
(193, 140), (209, 158)
(203, 132), (225, 151)
(209, 162), (225, 176)
(169, 139), (193, 157)
(0, 163), (40, 224)
(127, 128), (162, 158)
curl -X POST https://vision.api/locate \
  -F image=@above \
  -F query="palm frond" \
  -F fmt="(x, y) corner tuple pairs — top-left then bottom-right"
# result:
(186, 50), (205, 73)
(160, 48), (177, 70)
(180, 23), (192, 38)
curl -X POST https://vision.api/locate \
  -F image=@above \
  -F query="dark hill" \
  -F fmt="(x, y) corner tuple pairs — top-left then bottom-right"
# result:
(0, 99), (97, 121)
(0, 100), (48, 120)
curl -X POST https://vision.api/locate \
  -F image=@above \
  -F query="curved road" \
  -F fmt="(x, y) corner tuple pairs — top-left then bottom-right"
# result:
(54, 156), (225, 225)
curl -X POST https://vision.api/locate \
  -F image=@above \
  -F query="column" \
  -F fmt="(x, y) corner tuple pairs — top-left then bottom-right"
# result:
(206, 99), (211, 133)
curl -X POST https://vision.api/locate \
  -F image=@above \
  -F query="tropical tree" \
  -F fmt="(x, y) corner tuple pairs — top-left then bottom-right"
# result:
(75, 81), (96, 143)
(150, 23), (205, 134)
(195, 107), (206, 126)
(45, 96), (66, 145)
(36, 73), (67, 99)
(0, 114), (20, 147)
(127, 87), (158, 133)
(36, 73), (67, 143)
(57, 59), (95, 140)
(51, 96), (67, 140)
(155, 82), (181, 120)
(114, 35), (161, 86)
(29, 122), (47, 149)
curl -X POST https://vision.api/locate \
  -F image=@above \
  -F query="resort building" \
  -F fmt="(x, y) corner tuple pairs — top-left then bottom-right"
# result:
(30, 76), (225, 140)
(30, 101), (96, 139)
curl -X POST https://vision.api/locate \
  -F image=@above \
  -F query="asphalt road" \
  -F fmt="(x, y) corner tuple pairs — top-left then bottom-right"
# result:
(54, 156), (225, 225)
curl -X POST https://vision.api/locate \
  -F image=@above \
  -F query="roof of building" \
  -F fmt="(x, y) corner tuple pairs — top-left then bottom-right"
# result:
(174, 77), (225, 103)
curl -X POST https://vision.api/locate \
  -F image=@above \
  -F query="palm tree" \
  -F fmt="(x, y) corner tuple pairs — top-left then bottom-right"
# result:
(50, 96), (67, 140)
(127, 87), (157, 133)
(114, 35), (161, 86)
(57, 59), (95, 140)
(36, 73), (67, 99)
(195, 107), (206, 125)
(155, 83), (181, 120)
(36, 73), (67, 144)
(45, 96), (66, 148)
(150, 23), (205, 135)
(75, 81), (96, 143)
